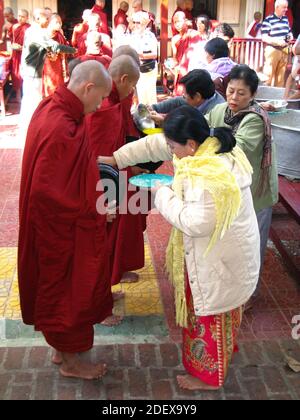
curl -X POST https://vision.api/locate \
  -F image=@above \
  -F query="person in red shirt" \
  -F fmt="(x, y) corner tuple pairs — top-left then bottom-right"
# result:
(0, 7), (18, 49)
(18, 60), (118, 380)
(114, 2), (129, 31)
(11, 9), (30, 100)
(91, 0), (110, 35)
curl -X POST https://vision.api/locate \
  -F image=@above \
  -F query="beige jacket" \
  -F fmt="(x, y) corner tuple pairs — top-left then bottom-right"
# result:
(114, 134), (260, 316)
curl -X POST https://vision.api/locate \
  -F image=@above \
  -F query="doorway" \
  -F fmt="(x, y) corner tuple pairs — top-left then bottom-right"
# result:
(192, 0), (218, 19)
(57, 0), (112, 39)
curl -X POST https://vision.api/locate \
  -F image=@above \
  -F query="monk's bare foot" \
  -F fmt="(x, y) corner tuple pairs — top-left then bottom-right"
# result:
(101, 315), (124, 327)
(120, 272), (139, 284)
(59, 353), (107, 380)
(177, 375), (220, 391)
(52, 350), (63, 365)
(112, 290), (125, 302)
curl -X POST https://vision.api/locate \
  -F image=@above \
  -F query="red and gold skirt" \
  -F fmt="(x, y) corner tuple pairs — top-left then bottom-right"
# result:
(182, 283), (243, 388)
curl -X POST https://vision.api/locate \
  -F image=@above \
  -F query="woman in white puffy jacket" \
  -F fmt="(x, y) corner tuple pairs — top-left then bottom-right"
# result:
(99, 105), (260, 391)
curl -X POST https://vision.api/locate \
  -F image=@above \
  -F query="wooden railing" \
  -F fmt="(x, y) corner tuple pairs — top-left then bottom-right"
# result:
(230, 38), (296, 72)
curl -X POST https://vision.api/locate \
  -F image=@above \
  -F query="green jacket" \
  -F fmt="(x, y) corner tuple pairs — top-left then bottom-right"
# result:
(206, 103), (278, 212)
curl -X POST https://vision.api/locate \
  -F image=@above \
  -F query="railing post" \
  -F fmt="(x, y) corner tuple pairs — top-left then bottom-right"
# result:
(160, 0), (168, 82)
(0, 0), (4, 51)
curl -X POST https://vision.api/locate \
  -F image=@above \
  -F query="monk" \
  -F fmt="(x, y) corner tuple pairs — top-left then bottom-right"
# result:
(172, 11), (201, 95)
(114, 2), (129, 31)
(42, 13), (73, 97)
(91, 0), (110, 35)
(0, 7), (18, 48)
(78, 13), (112, 57)
(79, 31), (112, 69)
(71, 9), (92, 50)
(87, 55), (146, 313)
(11, 9), (30, 101)
(18, 61), (122, 380)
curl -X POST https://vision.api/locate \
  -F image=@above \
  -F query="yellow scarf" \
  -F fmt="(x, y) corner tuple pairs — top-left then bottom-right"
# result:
(165, 137), (252, 327)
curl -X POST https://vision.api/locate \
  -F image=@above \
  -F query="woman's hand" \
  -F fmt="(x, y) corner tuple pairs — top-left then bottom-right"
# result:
(149, 110), (166, 127)
(97, 155), (117, 167)
(131, 166), (150, 177)
(150, 181), (164, 196)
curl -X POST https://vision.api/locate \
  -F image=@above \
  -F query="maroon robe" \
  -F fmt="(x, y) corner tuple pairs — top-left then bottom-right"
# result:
(71, 22), (89, 49)
(91, 4), (110, 35)
(18, 85), (112, 352)
(114, 9), (129, 30)
(79, 53), (112, 69)
(87, 84), (145, 286)
(11, 22), (30, 90)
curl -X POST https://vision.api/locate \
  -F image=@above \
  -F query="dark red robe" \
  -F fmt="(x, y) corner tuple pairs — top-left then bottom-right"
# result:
(86, 84), (145, 286)
(71, 22), (89, 49)
(42, 31), (70, 97)
(79, 53), (112, 69)
(78, 31), (112, 58)
(91, 4), (110, 35)
(173, 29), (202, 95)
(11, 22), (30, 90)
(18, 85), (112, 352)
(114, 9), (129, 30)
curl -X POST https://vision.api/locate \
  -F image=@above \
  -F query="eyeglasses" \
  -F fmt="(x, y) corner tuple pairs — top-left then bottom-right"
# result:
(133, 21), (141, 24)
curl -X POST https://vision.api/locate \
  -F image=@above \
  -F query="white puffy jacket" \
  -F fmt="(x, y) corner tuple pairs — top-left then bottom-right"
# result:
(114, 134), (260, 316)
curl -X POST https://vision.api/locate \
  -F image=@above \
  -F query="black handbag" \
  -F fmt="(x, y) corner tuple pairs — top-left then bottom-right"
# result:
(140, 59), (156, 73)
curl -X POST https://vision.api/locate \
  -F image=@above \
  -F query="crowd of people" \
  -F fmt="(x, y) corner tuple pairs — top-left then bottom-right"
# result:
(0, 0), (297, 391)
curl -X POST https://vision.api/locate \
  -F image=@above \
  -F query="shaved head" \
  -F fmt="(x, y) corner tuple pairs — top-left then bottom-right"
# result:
(109, 55), (140, 81)
(112, 45), (140, 66)
(68, 61), (112, 114)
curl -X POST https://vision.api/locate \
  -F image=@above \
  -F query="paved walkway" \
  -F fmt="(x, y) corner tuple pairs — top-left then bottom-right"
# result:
(0, 101), (299, 400)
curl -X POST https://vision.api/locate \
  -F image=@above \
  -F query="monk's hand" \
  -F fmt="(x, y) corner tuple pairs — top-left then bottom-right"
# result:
(97, 156), (117, 168)
(106, 200), (118, 223)
(150, 181), (163, 196)
(131, 166), (150, 177)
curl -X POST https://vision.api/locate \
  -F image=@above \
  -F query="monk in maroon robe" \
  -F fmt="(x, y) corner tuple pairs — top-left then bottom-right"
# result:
(18, 61), (120, 380)
(91, 0), (110, 35)
(114, 2), (129, 30)
(0, 7), (18, 48)
(11, 10), (30, 98)
(71, 9), (91, 50)
(87, 56), (146, 312)
(172, 11), (201, 95)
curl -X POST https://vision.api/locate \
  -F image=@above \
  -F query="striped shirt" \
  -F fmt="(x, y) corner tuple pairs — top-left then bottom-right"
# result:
(261, 14), (291, 40)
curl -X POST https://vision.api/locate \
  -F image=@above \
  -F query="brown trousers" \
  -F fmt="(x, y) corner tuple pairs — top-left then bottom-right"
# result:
(263, 45), (289, 87)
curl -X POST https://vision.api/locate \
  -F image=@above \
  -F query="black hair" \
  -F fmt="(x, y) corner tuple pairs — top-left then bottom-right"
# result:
(196, 15), (211, 33)
(163, 105), (236, 154)
(228, 64), (259, 95)
(205, 37), (229, 59)
(179, 69), (215, 99)
(215, 23), (235, 39)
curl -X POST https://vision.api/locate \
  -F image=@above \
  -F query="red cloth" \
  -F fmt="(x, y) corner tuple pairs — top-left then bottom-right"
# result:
(114, 9), (129, 30)
(173, 29), (202, 95)
(182, 281), (242, 387)
(79, 53), (112, 69)
(91, 4), (110, 35)
(6, 18), (18, 41)
(11, 22), (30, 90)
(18, 85), (113, 344)
(42, 32), (69, 97)
(71, 22), (89, 48)
(43, 326), (94, 353)
(87, 84), (145, 285)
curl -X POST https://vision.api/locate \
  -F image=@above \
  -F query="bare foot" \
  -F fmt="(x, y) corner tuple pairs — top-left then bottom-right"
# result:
(177, 375), (220, 391)
(120, 272), (139, 284)
(100, 315), (124, 327)
(113, 290), (125, 302)
(59, 353), (107, 380)
(52, 350), (63, 365)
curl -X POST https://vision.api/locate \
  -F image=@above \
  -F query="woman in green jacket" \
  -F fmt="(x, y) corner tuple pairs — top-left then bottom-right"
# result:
(206, 65), (278, 298)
